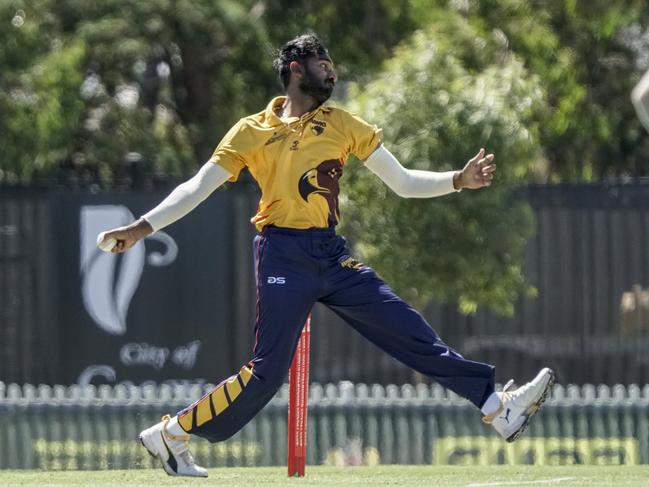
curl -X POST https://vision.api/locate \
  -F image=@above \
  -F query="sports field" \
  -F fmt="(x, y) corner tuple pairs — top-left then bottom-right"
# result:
(1, 466), (648, 486)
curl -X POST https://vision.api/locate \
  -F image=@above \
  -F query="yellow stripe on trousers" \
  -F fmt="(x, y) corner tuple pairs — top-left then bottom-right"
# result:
(178, 409), (194, 431)
(180, 364), (255, 430)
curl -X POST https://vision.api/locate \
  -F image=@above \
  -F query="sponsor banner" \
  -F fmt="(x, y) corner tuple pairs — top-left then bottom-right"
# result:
(51, 191), (257, 384)
(31, 439), (263, 470)
(24, 435), (644, 469)
(432, 436), (640, 465)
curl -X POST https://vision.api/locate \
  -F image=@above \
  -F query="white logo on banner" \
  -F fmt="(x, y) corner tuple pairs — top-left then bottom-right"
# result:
(76, 340), (202, 384)
(119, 340), (202, 370)
(80, 205), (178, 335)
(77, 365), (117, 387)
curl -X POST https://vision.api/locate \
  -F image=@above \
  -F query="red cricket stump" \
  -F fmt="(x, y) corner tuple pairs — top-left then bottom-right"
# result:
(287, 315), (311, 477)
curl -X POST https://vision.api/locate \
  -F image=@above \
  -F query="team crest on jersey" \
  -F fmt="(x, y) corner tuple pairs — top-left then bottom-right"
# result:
(310, 119), (326, 136)
(298, 159), (343, 226)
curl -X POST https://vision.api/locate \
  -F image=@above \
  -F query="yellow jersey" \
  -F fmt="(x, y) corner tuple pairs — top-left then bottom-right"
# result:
(209, 96), (382, 231)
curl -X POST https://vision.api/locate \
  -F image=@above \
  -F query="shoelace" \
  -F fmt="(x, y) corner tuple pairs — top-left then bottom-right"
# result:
(500, 379), (516, 401)
(160, 415), (195, 464)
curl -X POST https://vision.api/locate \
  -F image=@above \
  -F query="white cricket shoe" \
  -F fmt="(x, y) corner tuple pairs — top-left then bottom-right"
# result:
(139, 414), (208, 477)
(484, 367), (555, 443)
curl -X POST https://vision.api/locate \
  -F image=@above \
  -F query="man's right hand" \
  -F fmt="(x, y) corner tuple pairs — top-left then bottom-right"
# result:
(98, 218), (154, 253)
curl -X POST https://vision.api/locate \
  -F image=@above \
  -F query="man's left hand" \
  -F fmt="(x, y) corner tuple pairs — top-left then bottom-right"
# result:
(454, 148), (496, 190)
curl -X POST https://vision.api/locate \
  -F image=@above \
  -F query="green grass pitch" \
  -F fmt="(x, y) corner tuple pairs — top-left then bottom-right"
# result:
(2, 466), (649, 486)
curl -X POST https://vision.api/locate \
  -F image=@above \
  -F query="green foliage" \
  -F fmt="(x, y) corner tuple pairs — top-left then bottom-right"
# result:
(2, 0), (649, 185)
(0, 0), (418, 185)
(61, 0), (272, 183)
(425, 0), (649, 180)
(342, 26), (542, 315)
(0, 0), (84, 182)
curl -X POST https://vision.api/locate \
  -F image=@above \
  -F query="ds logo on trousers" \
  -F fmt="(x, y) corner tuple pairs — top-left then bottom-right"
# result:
(267, 276), (286, 284)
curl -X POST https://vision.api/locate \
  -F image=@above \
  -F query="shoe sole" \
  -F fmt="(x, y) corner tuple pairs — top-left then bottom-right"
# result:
(505, 369), (555, 443)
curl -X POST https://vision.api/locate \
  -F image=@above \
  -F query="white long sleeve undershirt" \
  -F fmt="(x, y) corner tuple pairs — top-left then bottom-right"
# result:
(364, 145), (459, 198)
(142, 162), (232, 232)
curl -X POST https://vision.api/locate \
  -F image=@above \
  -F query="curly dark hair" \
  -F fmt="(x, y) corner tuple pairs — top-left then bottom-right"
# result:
(273, 34), (330, 90)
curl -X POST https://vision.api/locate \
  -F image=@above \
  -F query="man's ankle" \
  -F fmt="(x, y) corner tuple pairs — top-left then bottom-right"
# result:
(480, 391), (503, 417)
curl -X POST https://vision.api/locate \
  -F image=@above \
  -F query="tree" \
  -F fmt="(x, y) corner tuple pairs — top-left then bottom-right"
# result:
(51, 0), (271, 185)
(0, 0), (420, 186)
(0, 1), (84, 183)
(418, 0), (649, 179)
(341, 25), (543, 315)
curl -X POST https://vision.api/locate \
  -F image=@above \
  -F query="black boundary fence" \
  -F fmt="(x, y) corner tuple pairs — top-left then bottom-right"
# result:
(2, 182), (649, 386)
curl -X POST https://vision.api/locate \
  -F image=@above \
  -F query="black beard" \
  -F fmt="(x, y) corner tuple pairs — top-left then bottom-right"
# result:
(299, 68), (334, 105)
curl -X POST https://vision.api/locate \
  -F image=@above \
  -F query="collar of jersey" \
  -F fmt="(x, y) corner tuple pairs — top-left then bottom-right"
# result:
(265, 96), (332, 127)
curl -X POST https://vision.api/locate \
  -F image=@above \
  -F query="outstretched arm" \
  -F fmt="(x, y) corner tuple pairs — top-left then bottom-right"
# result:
(97, 162), (232, 253)
(364, 145), (495, 197)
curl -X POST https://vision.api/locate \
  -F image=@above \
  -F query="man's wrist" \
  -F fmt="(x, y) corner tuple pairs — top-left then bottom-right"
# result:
(453, 170), (463, 190)
(129, 218), (154, 239)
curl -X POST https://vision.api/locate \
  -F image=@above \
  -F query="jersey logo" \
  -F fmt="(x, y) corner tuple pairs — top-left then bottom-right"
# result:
(310, 119), (326, 135)
(267, 276), (286, 284)
(298, 159), (343, 226)
(289, 140), (300, 151)
(265, 132), (288, 146)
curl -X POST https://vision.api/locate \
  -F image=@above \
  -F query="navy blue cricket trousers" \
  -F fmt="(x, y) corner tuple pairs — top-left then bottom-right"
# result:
(178, 227), (495, 442)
